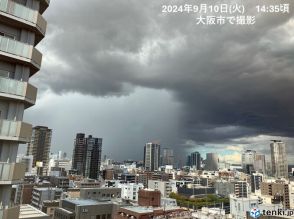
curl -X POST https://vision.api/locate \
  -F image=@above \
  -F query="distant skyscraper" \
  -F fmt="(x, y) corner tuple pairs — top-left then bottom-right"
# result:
(254, 154), (266, 174)
(188, 152), (201, 170)
(144, 142), (160, 171)
(241, 150), (256, 170)
(162, 148), (174, 166)
(205, 153), (219, 171)
(270, 140), (288, 178)
(72, 133), (102, 179)
(27, 126), (52, 176)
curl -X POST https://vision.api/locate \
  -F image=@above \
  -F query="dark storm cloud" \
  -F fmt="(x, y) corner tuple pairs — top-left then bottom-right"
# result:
(35, 0), (294, 149)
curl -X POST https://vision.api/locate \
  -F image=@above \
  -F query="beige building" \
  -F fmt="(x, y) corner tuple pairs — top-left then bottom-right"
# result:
(0, 0), (49, 218)
(27, 126), (52, 176)
(270, 140), (288, 178)
(261, 180), (290, 209)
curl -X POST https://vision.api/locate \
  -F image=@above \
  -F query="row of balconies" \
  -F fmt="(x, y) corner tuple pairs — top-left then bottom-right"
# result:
(0, 119), (32, 143)
(0, 74), (37, 106)
(0, 0), (47, 44)
(0, 34), (42, 75)
(0, 162), (25, 183)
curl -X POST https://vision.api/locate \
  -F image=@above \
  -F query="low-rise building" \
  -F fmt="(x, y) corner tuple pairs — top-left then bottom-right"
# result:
(148, 180), (172, 197)
(19, 204), (50, 219)
(31, 187), (62, 210)
(119, 183), (144, 201)
(80, 187), (121, 201)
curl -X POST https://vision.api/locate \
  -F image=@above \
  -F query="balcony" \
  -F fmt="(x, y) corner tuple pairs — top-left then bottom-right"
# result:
(0, 74), (37, 107)
(38, 0), (50, 14)
(0, 0), (47, 44)
(0, 35), (42, 75)
(0, 120), (32, 143)
(0, 162), (25, 183)
(0, 206), (20, 219)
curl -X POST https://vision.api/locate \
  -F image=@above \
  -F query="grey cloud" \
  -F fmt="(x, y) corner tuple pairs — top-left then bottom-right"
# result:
(31, 0), (294, 158)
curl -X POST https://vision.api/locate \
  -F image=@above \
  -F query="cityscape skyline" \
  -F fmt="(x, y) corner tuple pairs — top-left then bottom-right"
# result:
(1, 0), (294, 218)
(21, 0), (294, 162)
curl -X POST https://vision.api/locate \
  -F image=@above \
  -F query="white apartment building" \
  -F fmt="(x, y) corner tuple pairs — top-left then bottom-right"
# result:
(148, 180), (172, 198)
(119, 183), (144, 201)
(230, 194), (283, 219)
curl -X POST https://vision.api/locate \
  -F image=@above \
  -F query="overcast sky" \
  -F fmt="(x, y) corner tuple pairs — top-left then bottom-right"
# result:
(22, 0), (294, 164)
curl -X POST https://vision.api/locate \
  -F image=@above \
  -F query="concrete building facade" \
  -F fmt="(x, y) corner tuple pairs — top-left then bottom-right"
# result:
(205, 153), (219, 171)
(27, 126), (52, 176)
(72, 133), (102, 179)
(0, 0), (49, 217)
(270, 140), (288, 178)
(143, 142), (160, 171)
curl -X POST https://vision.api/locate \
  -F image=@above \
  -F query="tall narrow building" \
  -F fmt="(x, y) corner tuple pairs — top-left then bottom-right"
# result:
(26, 126), (52, 176)
(0, 0), (49, 217)
(187, 151), (201, 170)
(241, 150), (256, 170)
(270, 140), (288, 178)
(162, 148), (174, 166)
(144, 142), (160, 171)
(205, 153), (219, 171)
(72, 133), (102, 179)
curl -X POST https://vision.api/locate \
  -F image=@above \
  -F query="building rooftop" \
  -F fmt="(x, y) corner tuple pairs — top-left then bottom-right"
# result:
(19, 205), (49, 218)
(121, 206), (182, 214)
(33, 187), (62, 191)
(65, 199), (112, 206)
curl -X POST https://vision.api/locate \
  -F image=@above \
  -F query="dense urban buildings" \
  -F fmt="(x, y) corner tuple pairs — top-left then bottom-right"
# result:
(270, 140), (288, 178)
(0, 0), (49, 217)
(72, 133), (102, 179)
(143, 142), (160, 171)
(27, 126), (52, 176)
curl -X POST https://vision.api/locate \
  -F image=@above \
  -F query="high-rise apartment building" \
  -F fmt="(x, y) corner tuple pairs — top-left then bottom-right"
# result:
(72, 133), (102, 179)
(270, 140), (288, 178)
(205, 153), (219, 171)
(27, 126), (52, 176)
(254, 154), (266, 174)
(161, 148), (174, 166)
(187, 151), (201, 170)
(241, 149), (256, 169)
(0, 0), (49, 217)
(144, 142), (160, 171)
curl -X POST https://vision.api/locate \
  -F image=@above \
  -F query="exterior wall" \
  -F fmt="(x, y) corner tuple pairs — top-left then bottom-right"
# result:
(270, 141), (288, 178)
(148, 180), (172, 198)
(242, 150), (256, 169)
(230, 195), (259, 219)
(144, 143), (160, 171)
(32, 188), (62, 209)
(215, 181), (235, 197)
(162, 148), (174, 166)
(205, 153), (219, 171)
(119, 183), (144, 201)
(27, 126), (52, 176)
(138, 190), (161, 207)
(56, 200), (114, 219)
(72, 134), (102, 179)
(0, 0), (49, 216)
(80, 188), (121, 200)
